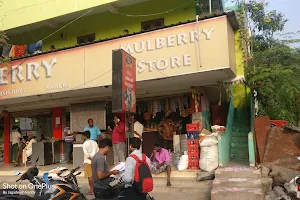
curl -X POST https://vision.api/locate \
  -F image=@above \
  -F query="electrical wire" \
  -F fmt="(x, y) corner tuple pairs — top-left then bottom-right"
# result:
(42, 9), (93, 41)
(1, 1), (201, 89)
(68, 56), (171, 92)
(109, 0), (194, 17)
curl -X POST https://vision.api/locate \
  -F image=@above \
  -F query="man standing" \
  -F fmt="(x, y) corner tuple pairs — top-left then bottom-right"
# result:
(150, 143), (172, 187)
(11, 126), (22, 163)
(157, 117), (175, 152)
(111, 115), (126, 164)
(133, 116), (144, 152)
(84, 119), (101, 143)
(92, 138), (119, 199)
(82, 131), (99, 195)
(64, 121), (74, 163)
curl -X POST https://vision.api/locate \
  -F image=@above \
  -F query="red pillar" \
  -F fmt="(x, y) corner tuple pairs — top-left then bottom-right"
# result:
(52, 107), (63, 139)
(4, 112), (10, 164)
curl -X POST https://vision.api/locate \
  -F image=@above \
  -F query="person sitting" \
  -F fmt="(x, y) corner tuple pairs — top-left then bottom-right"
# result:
(150, 143), (172, 187)
(92, 138), (119, 199)
(39, 134), (49, 142)
(123, 29), (129, 36)
(123, 137), (152, 199)
(49, 45), (56, 51)
(22, 135), (37, 164)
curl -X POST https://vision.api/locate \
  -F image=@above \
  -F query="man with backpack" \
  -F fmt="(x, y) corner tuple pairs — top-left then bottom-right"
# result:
(123, 137), (153, 199)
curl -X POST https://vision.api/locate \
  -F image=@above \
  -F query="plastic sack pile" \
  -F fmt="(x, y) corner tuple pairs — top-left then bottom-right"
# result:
(177, 151), (189, 171)
(199, 133), (218, 172)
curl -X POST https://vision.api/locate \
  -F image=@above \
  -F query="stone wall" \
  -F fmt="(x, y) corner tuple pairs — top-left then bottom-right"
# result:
(263, 128), (300, 164)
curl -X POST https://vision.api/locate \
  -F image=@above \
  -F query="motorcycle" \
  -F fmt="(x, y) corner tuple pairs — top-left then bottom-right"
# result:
(44, 165), (82, 187)
(0, 158), (87, 200)
(94, 172), (155, 200)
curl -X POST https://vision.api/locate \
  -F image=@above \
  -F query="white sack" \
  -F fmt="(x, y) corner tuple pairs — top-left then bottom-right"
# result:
(200, 145), (218, 172)
(200, 135), (218, 147)
(177, 154), (189, 171)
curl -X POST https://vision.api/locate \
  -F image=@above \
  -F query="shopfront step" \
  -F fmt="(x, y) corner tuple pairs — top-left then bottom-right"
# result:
(211, 187), (264, 200)
(213, 178), (262, 188)
(231, 142), (248, 149)
(231, 132), (248, 137)
(232, 126), (249, 132)
(230, 148), (248, 154)
(215, 167), (261, 179)
(152, 169), (198, 178)
(230, 154), (249, 161)
(231, 137), (248, 143)
(153, 177), (201, 185)
(153, 182), (212, 199)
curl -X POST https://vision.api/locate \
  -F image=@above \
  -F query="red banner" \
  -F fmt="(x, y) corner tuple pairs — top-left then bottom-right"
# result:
(112, 49), (136, 113)
(121, 51), (136, 113)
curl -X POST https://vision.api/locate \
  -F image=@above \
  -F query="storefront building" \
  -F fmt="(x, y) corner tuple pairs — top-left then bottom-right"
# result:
(0, 0), (251, 166)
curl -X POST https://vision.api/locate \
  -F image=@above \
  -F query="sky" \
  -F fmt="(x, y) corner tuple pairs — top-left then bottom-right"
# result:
(224, 0), (300, 38)
(267, 0), (300, 35)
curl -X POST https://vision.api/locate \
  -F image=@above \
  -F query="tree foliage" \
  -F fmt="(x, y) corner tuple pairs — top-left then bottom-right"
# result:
(235, 0), (300, 124)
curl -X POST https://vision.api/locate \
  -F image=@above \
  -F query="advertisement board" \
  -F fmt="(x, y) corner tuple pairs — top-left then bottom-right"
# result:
(112, 49), (136, 113)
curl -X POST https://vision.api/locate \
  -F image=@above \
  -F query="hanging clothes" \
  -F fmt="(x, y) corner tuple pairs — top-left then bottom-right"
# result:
(35, 40), (42, 54)
(27, 40), (42, 55)
(183, 96), (189, 109)
(177, 97), (184, 112)
(27, 43), (36, 54)
(2, 44), (12, 58)
(11, 45), (27, 58)
(165, 98), (169, 115)
(170, 98), (177, 112)
(152, 100), (160, 117)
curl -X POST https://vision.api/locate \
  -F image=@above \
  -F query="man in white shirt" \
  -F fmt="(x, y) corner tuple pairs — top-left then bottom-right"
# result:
(123, 137), (151, 199)
(133, 116), (144, 152)
(82, 131), (99, 194)
(11, 126), (22, 163)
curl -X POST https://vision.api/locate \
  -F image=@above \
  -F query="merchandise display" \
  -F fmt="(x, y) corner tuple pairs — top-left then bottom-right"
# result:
(186, 123), (201, 170)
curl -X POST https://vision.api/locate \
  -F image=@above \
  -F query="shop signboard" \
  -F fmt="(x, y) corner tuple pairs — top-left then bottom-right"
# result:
(0, 16), (235, 101)
(112, 49), (136, 113)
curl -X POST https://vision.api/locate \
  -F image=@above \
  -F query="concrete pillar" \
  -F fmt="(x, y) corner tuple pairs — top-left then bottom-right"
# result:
(52, 107), (63, 139)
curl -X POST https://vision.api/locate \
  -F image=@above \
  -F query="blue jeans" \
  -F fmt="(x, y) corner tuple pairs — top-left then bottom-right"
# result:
(65, 142), (73, 162)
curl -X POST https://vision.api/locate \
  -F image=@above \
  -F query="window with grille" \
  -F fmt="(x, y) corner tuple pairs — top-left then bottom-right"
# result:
(77, 33), (95, 44)
(141, 18), (164, 31)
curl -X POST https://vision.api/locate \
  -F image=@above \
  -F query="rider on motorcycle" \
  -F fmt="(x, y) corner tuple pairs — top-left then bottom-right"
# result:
(92, 138), (119, 199)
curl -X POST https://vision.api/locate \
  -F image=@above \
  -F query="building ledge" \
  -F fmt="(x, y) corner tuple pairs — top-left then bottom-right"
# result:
(10, 11), (238, 62)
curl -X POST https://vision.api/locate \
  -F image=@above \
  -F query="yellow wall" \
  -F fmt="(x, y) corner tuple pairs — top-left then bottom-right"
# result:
(234, 31), (245, 76)
(232, 31), (249, 108)
(0, 0), (117, 31)
(7, 0), (195, 51)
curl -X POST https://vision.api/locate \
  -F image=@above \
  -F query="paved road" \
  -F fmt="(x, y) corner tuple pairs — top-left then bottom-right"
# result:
(0, 176), (201, 200)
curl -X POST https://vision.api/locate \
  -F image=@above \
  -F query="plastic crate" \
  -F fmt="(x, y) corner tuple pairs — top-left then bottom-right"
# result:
(186, 124), (201, 132)
(187, 140), (199, 148)
(188, 155), (199, 162)
(188, 162), (199, 169)
(187, 132), (199, 140)
(187, 147), (199, 154)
